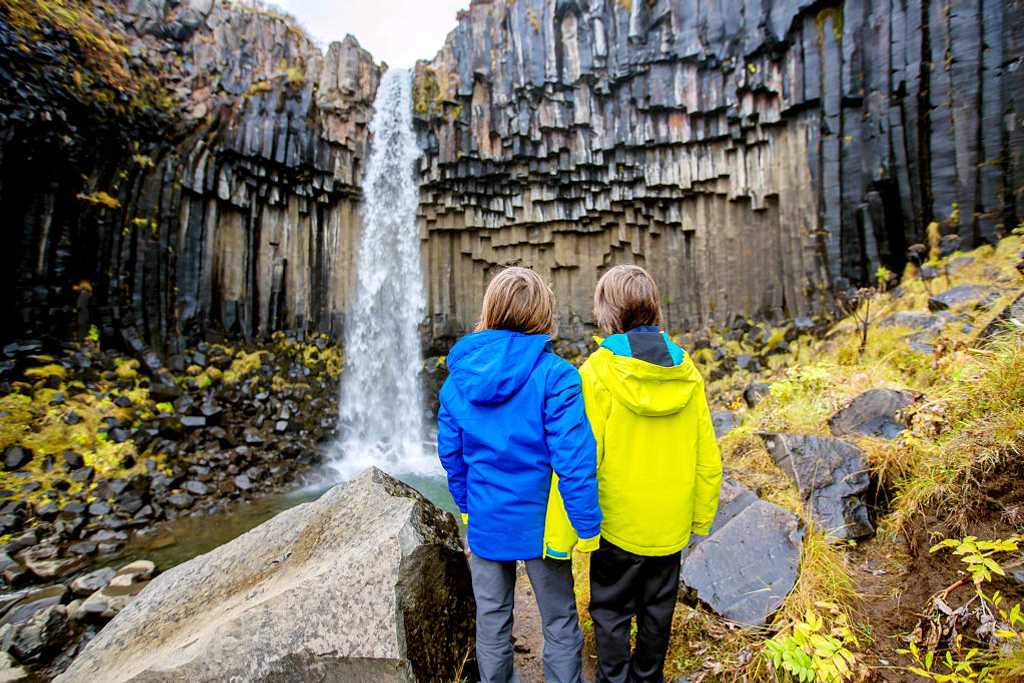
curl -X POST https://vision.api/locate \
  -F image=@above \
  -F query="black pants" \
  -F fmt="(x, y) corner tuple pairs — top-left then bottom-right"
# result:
(589, 540), (681, 683)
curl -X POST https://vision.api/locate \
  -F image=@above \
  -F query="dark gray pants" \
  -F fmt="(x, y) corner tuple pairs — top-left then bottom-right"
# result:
(471, 554), (584, 683)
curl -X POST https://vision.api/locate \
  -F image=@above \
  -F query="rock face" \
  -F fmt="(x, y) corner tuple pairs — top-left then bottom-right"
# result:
(55, 468), (474, 683)
(3, 0), (1024, 351)
(829, 389), (916, 439)
(760, 433), (874, 540)
(413, 0), (1024, 341)
(680, 478), (803, 626)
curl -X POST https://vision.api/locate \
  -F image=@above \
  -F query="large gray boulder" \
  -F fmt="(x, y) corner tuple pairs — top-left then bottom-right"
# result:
(829, 388), (916, 439)
(680, 478), (803, 626)
(760, 433), (874, 541)
(56, 468), (474, 683)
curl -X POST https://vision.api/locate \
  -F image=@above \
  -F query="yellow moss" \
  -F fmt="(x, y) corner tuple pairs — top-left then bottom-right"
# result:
(114, 358), (139, 381)
(186, 364), (203, 377)
(204, 366), (223, 383)
(24, 364), (66, 381)
(223, 350), (265, 385)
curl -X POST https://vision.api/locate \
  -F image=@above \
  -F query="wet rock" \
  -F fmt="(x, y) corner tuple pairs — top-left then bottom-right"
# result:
(182, 481), (208, 496)
(64, 412), (82, 426)
(680, 478), (802, 626)
(71, 568), (117, 597)
(167, 493), (193, 509)
(2, 448), (31, 472)
(0, 585), (67, 628)
(10, 604), (67, 663)
(232, 474), (253, 492)
(760, 434), (874, 541)
(67, 542), (97, 557)
(117, 560), (155, 581)
(0, 651), (28, 681)
(927, 284), (1000, 312)
(711, 411), (740, 439)
(829, 389), (916, 439)
(743, 382), (771, 408)
(56, 468), (474, 682)
(179, 416), (206, 429)
(87, 502), (111, 517)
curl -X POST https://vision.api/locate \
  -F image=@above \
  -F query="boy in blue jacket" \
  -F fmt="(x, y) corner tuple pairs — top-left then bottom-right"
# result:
(438, 267), (602, 683)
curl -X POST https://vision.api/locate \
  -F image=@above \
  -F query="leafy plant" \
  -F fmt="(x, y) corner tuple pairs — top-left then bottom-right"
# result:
(85, 325), (100, 344)
(930, 535), (1022, 585)
(764, 607), (858, 682)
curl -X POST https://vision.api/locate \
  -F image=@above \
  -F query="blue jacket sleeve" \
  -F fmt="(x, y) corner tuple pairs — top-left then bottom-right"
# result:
(543, 361), (602, 539)
(437, 394), (468, 514)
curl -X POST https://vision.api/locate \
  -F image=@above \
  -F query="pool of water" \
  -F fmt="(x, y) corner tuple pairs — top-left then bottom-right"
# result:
(115, 470), (456, 572)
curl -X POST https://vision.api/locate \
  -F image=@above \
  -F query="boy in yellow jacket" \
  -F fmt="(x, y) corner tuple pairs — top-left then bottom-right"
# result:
(581, 265), (722, 683)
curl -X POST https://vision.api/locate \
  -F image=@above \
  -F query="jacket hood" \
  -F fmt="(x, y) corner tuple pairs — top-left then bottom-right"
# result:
(445, 329), (552, 405)
(588, 345), (702, 417)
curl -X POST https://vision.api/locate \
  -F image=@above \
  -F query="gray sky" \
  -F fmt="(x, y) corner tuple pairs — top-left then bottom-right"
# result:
(270, 0), (470, 67)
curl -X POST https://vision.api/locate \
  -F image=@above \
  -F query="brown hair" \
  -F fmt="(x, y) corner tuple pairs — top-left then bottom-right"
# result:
(476, 267), (556, 335)
(594, 265), (663, 334)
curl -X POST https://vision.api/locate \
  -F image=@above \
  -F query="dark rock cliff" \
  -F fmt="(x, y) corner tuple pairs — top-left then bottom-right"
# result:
(414, 0), (1024, 340)
(1, 0), (378, 354)
(2, 0), (1022, 351)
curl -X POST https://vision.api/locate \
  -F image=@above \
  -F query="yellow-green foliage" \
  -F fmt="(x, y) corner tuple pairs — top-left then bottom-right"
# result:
(114, 358), (139, 381)
(222, 350), (265, 385)
(24, 364), (66, 382)
(0, 387), (152, 504)
(884, 327), (1024, 536)
(0, 0), (131, 87)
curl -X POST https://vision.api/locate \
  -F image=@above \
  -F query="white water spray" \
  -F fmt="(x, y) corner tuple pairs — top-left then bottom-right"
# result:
(328, 68), (436, 479)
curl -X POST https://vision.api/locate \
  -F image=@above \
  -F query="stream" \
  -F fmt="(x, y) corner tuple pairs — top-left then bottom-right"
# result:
(108, 469), (456, 573)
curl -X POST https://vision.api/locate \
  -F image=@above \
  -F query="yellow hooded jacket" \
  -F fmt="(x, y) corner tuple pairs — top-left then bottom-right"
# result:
(571, 334), (723, 556)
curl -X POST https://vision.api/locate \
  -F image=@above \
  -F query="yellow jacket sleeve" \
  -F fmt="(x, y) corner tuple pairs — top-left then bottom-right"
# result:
(691, 385), (723, 535)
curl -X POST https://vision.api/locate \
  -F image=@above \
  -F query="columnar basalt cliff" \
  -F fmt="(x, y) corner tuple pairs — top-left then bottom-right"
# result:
(1, 0), (379, 354)
(2, 0), (1023, 352)
(413, 0), (1024, 340)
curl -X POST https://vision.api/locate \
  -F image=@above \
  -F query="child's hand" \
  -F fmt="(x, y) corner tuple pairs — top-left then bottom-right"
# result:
(575, 535), (601, 553)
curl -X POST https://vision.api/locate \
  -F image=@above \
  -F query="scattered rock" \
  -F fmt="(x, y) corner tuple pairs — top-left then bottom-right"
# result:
(232, 475), (253, 492)
(10, 605), (67, 663)
(829, 389), (916, 439)
(711, 411), (740, 439)
(0, 651), (28, 682)
(71, 568), (117, 597)
(182, 481), (208, 496)
(2, 448), (31, 472)
(743, 382), (771, 408)
(927, 284), (1000, 312)
(981, 292), (1024, 338)
(759, 434), (875, 541)
(167, 493), (194, 509)
(680, 478), (802, 626)
(56, 468), (474, 683)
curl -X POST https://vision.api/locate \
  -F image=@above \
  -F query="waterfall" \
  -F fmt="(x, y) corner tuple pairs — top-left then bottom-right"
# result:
(328, 68), (434, 479)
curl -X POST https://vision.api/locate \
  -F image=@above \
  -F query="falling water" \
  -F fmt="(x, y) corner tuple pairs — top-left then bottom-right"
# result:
(328, 68), (435, 479)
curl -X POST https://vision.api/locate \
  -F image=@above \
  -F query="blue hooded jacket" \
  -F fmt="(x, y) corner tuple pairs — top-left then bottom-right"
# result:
(437, 329), (602, 561)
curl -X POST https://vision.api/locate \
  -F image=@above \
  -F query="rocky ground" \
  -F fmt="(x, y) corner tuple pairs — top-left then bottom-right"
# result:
(0, 329), (343, 679)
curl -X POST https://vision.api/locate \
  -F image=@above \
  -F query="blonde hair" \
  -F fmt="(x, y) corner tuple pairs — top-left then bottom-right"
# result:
(476, 267), (556, 335)
(594, 265), (663, 334)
